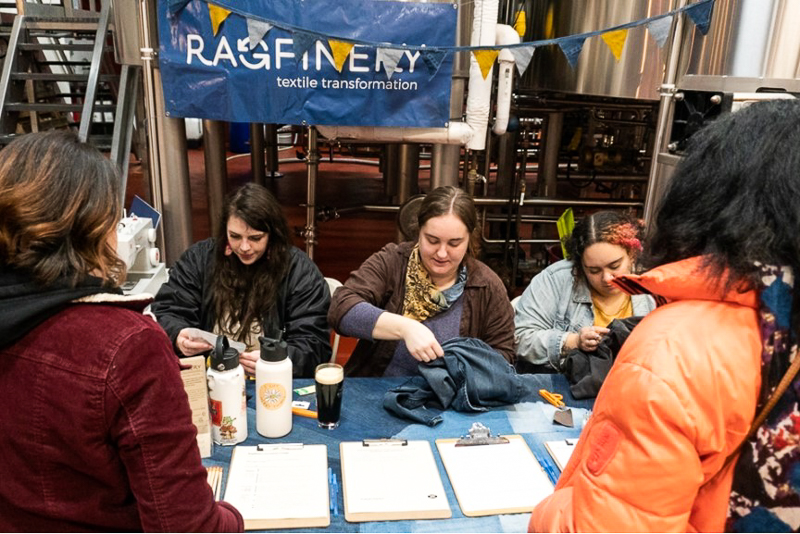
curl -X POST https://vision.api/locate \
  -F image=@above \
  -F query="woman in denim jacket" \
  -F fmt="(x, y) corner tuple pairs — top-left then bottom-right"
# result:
(514, 211), (655, 371)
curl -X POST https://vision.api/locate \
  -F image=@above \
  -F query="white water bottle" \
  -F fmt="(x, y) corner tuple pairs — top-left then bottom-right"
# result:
(207, 336), (247, 445)
(256, 331), (292, 438)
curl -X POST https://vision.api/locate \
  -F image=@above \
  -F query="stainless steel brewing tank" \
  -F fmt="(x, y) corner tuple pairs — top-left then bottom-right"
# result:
(518, 0), (676, 100)
(676, 0), (800, 92)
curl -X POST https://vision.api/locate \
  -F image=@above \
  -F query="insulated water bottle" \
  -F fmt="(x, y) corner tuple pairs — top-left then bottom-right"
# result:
(207, 336), (247, 445)
(255, 330), (293, 438)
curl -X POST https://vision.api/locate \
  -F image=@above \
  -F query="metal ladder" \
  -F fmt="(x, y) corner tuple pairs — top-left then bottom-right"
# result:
(0, 0), (138, 177)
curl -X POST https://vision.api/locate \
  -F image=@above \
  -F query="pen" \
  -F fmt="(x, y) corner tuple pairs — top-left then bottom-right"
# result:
(332, 473), (339, 517)
(292, 407), (318, 419)
(536, 452), (560, 486)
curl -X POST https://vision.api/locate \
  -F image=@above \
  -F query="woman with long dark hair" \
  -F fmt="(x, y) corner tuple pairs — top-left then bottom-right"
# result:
(0, 131), (242, 530)
(329, 185), (514, 376)
(530, 99), (800, 532)
(153, 182), (330, 377)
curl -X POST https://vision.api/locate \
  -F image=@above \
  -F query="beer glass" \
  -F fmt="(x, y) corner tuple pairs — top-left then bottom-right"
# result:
(315, 363), (343, 429)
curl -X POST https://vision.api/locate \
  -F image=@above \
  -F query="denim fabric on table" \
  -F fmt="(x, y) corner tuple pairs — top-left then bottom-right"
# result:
(383, 337), (525, 425)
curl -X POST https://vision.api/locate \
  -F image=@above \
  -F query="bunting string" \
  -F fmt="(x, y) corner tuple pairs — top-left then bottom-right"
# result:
(168, 0), (714, 78)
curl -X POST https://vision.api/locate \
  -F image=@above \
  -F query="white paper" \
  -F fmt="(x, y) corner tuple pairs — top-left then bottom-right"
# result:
(223, 445), (329, 524)
(436, 436), (554, 516)
(184, 328), (247, 353)
(545, 438), (578, 471)
(340, 441), (450, 517)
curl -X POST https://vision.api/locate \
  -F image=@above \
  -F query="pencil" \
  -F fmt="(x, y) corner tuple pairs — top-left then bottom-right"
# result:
(291, 407), (318, 419)
(214, 467), (223, 501)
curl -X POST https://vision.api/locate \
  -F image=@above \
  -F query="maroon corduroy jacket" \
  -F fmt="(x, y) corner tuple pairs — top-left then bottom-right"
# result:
(0, 295), (243, 532)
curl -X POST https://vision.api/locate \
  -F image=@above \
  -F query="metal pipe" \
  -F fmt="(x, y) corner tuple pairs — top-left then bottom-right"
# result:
(203, 120), (227, 238)
(643, 0), (688, 226)
(383, 144), (399, 197)
(538, 112), (563, 198)
(431, 144), (461, 188)
(474, 197), (644, 208)
(305, 127), (319, 259)
(265, 123), (281, 178)
(250, 123), (265, 185)
(153, 67), (192, 264)
(137, 0), (165, 253)
(396, 143), (420, 204)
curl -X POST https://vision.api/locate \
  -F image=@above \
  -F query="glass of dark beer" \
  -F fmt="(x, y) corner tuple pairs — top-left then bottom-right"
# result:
(315, 363), (343, 429)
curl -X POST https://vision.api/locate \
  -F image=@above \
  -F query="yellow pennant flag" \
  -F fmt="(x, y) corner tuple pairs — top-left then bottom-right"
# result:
(473, 49), (499, 79)
(601, 29), (628, 62)
(208, 4), (231, 36)
(329, 40), (354, 73)
(513, 9), (527, 38)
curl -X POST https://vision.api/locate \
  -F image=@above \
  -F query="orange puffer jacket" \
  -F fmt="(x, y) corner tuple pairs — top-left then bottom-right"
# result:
(529, 257), (762, 532)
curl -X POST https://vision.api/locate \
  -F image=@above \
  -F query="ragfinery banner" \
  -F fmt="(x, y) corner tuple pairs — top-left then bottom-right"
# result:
(158, 0), (457, 127)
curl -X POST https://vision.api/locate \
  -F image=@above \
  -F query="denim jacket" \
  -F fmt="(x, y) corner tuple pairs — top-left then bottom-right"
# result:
(514, 260), (656, 369)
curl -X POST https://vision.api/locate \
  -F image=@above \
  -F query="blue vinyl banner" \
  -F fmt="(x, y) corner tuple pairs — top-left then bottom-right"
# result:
(158, 0), (457, 127)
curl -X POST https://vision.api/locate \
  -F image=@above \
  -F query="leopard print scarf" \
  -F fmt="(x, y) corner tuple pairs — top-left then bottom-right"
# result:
(401, 244), (465, 322)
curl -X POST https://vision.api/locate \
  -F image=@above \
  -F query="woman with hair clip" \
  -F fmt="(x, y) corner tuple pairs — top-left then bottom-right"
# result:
(152, 182), (330, 378)
(530, 99), (800, 532)
(329, 185), (515, 377)
(514, 211), (656, 371)
(0, 131), (242, 531)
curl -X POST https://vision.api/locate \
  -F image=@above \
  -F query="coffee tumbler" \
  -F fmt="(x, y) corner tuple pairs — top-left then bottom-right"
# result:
(315, 363), (343, 429)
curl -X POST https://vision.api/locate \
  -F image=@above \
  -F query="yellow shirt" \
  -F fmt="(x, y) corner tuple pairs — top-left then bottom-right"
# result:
(593, 295), (633, 328)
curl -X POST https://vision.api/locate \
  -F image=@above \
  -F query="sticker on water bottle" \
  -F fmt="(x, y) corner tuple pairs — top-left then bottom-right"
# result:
(259, 383), (286, 410)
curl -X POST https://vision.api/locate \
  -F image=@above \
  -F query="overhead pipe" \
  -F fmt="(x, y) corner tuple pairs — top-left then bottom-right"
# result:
(492, 24), (520, 136)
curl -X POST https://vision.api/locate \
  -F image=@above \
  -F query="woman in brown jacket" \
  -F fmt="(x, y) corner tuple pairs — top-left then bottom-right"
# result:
(328, 186), (515, 376)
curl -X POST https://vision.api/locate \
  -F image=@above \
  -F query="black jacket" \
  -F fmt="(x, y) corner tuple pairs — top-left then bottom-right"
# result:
(151, 239), (331, 377)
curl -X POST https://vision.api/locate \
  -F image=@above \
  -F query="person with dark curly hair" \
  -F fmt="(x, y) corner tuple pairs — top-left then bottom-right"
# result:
(152, 182), (330, 378)
(514, 211), (655, 371)
(0, 131), (242, 531)
(531, 98), (800, 532)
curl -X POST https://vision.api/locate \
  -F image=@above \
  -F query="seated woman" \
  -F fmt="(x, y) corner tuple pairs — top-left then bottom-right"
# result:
(514, 211), (655, 371)
(0, 131), (242, 531)
(530, 97), (800, 533)
(152, 183), (330, 378)
(329, 185), (514, 376)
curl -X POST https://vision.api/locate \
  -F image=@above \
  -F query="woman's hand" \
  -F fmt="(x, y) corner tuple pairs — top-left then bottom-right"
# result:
(176, 328), (213, 357)
(238, 350), (259, 376)
(576, 326), (610, 352)
(564, 326), (610, 353)
(402, 320), (445, 362)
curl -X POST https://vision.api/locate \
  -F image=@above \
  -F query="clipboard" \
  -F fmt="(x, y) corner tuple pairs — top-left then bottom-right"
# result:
(340, 439), (452, 522)
(436, 435), (554, 517)
(544, 438), (578, 471)
(223, 444), (330, 530)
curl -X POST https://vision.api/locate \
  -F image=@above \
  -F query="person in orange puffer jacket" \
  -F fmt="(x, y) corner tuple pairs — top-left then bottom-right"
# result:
(530, 99), (800, 532)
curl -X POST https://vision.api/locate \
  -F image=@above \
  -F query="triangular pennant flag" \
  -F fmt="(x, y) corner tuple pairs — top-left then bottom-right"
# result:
(421, 49), (448, 80)
(246, 19), (273, 50)
(509, 46), (535, 76)
(208, 4), (231, 36)
(647, 15), (673, 48)
(167, 0), (191, 15)
(377, 48), (404, 79)
(328, 39), (354, 73)
(685, 0), (714, 36)
(558, 36), (586, 69)
(513, 9), (527, 38)
(473, 49), (499, 79)
(292, 31), (316, 63)
(601, 29), (628, 62)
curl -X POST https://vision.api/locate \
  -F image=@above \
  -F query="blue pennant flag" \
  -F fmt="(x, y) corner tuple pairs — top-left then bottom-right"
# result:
(647, 15), (673, 48)
(167, 0), (191, 15)
(421, 49), (448, 81)
(686, 0), (714, 36)
(558, 37), (586, 70)
(292, 31), (317, 63)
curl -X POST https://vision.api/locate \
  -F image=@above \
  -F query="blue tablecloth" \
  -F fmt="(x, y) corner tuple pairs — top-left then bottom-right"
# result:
(205, 374), (593, 533)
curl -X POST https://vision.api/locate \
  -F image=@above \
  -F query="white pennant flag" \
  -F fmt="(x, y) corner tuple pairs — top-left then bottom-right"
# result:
(247, 19), (273, 50)
(377, 47), (405, 79)
(647, 15), (673, 48)
(509, 46), (535, 76)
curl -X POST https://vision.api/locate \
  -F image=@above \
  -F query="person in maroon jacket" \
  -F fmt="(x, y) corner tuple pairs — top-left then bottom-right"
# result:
(0, 131), (243, 532)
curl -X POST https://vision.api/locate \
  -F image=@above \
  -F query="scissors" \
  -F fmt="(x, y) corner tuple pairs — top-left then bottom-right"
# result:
(539, 389), (565, 408)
